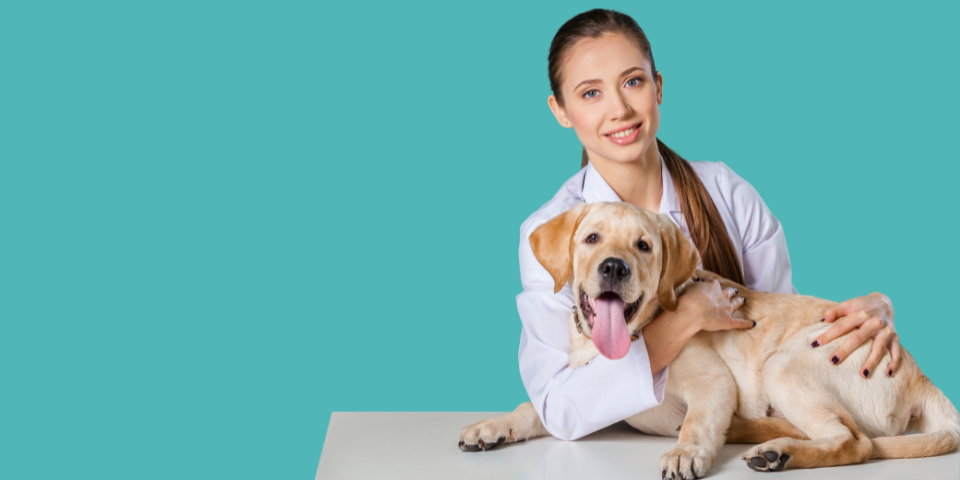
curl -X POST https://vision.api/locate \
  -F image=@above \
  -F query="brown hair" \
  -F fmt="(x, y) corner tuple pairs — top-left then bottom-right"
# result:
(548, 8), (745, 285)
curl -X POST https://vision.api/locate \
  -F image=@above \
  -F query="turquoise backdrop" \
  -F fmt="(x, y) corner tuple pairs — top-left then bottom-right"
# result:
(1, 1), (957, 479)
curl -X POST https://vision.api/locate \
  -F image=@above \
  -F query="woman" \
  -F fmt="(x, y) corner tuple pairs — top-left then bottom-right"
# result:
(518, 9), (900, 441)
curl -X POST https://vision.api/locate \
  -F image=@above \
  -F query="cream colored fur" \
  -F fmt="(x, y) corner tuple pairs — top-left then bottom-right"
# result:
(459, 202), (959, 476)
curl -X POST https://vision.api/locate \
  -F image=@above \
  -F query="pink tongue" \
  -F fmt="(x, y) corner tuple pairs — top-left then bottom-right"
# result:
(593, 296), (630, 359)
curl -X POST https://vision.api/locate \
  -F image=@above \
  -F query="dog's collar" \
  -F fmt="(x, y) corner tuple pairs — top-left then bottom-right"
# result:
(572, 305), (640, 341)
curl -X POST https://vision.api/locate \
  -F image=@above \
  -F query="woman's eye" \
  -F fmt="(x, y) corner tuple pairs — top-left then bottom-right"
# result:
(626, 76), (643, 87)
(582, 89), (599, 99)
(638, 240), (650, 251)
(586, 234), (600, 244)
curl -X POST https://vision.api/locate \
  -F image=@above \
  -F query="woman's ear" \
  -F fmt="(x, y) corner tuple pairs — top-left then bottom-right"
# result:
(656, 213), (700, 311)
(547, 95), (571, 128)
(530, 202), (589, 294)
(655, 71), (664, 105)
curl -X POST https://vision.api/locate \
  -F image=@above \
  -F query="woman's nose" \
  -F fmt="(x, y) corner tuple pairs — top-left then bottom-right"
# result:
(608, 90), (632, 120)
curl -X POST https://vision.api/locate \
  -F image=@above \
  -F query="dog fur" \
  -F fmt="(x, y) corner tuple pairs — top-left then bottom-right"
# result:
(459, 201), (959, 476)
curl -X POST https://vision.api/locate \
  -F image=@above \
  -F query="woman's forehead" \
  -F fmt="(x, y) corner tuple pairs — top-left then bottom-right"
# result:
(562, 34), (651, 89)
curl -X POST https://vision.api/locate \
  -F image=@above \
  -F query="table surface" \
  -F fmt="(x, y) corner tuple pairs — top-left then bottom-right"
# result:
(316, 412), (959, 480)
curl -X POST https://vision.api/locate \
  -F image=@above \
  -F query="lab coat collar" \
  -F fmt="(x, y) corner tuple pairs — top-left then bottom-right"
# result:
(581, 151), (682, 215)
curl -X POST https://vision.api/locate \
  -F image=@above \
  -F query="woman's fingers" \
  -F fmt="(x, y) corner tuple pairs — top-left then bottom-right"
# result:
(828, 316), (884, 366)
(822, 301), (852, 323)
(886, 333), (901, 377)
(732, 316), (756, 329)
(859, 326), (893, 378)
(722, 287), (738, 299)
(812, 310), (863, 347)
(728, 294), (746, 313)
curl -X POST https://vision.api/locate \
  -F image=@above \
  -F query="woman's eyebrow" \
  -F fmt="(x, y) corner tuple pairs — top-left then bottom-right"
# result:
(573, 67), (645, 91)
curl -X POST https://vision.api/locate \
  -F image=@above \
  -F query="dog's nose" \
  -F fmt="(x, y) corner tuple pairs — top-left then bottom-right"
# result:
(599, 257), (630, 285)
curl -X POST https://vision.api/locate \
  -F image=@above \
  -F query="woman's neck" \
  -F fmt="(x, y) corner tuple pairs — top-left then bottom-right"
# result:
(590, 144), (663, 213)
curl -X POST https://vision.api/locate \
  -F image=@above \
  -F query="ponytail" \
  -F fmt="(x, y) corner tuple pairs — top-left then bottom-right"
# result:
(580, 140), (746, 285)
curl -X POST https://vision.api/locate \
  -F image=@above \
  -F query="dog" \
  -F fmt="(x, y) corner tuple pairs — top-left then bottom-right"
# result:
(459, 201), (959, 477)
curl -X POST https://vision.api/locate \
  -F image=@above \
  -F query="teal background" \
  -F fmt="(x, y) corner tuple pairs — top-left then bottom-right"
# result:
(1, 1), (957, 479)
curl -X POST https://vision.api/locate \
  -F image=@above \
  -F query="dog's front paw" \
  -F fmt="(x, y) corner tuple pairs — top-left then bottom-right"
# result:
(659, 444), (712, 479)
(458, 416), (518, 452)
(741, 440), (791, 472)
(567, 343), (599, 369)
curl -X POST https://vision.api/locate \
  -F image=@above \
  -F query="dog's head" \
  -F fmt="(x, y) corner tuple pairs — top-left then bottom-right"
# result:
(530, 201), (700, 359)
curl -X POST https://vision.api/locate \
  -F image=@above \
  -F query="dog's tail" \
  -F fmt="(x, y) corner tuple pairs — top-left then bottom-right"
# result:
(871, 376), (959, 459)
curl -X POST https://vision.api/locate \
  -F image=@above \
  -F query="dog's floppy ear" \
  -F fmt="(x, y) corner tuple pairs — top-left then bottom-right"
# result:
(530, 202), (590, 294)
(656, 214), (700, 311)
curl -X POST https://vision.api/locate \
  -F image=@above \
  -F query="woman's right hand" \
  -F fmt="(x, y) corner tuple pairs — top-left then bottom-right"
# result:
(676, 275), (754, 332)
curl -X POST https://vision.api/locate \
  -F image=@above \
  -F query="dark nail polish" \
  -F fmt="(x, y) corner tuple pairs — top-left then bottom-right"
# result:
(888, 369), (893, 377)
(820, 318), (825, 322)
(832, 356), (839, 365)
(811, 340), (820, 348)
(863, 369), (869, 377)
(752, 320), (757, 327)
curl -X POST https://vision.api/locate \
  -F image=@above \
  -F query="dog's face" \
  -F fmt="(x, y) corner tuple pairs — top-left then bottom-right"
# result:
(530, 202), (700, 359)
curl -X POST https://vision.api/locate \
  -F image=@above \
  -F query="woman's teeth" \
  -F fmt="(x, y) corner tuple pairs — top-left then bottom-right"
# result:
(611, 126), (636, 138)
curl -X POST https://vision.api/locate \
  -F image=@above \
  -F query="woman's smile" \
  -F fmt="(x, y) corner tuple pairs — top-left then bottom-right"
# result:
(604, 122), (642, 145)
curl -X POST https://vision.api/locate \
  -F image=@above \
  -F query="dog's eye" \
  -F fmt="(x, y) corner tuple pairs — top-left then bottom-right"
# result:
(638, 240), (650, 251)
(585, 233), (600, 244)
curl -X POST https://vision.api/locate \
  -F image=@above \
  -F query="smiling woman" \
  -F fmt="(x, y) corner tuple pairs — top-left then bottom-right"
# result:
(458, 8), (904, 447)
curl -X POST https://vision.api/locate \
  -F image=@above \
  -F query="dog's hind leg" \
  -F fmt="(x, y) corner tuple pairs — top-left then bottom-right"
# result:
(871, 378), (959, 459)
(659, 343), (738, 479)
(458, 402), (550, 451)
(725, 415), (808, 444)
(740, 407), (872, 471)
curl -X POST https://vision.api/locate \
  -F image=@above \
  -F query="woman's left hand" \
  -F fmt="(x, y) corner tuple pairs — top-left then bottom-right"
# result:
(811, 292), (899, 378)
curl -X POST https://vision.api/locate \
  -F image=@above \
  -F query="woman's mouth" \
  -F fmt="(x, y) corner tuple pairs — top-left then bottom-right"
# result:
(604, 122), (641, 145)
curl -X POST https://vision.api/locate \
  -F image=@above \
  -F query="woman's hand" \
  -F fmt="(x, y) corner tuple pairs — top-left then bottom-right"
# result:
(642, 274), (753, 376)
(811, 292), (899, 378)
(677, 275), (755, 333)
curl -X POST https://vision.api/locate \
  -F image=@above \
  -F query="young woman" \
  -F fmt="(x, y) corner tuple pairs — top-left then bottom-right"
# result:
(517, 9), (900, 441)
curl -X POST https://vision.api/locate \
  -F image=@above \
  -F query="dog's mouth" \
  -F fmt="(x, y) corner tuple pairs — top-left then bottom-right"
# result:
(579, 288), (642, 360)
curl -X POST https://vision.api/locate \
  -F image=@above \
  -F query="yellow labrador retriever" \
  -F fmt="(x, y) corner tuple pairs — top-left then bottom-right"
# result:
(459, 201), (959, 477)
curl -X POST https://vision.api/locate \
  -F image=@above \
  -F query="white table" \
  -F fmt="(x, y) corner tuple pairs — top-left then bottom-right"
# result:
(316, 412), (959, 479)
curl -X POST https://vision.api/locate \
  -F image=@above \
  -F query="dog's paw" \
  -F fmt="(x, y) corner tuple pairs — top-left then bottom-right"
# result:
(741, 441), (791, 472)
(659, 444), (712, 479)
(458, 417), (517, 452)
(567, 343), (599, 369)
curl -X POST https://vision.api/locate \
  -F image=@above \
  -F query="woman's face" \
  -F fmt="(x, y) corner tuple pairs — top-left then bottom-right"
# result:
(549, 33), (663, 166)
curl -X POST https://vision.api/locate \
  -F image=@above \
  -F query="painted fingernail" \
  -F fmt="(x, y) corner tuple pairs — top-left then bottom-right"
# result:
(811, 340), (820, 348)
(820, 318), (825, 322)
(887, 369), (893, 377)
(863, 369), (869, 377)
(831, 356), (839, 365)
(752, 320), (757, 328)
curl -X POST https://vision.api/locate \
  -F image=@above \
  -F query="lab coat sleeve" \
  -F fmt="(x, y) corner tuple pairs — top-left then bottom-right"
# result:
(516, 207), (669, 441)
(719, 162), (798, 295)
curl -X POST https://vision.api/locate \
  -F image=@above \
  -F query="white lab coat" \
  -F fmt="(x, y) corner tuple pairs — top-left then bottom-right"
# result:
(517, 154), (797, 441)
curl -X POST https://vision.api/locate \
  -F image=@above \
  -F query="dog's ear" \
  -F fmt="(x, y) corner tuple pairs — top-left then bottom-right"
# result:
(656, 214), (700, 311)
(530, 202), (590, 294)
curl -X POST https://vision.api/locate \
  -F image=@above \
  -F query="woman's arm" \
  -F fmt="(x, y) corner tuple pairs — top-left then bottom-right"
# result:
(643, 276), (753, 375)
